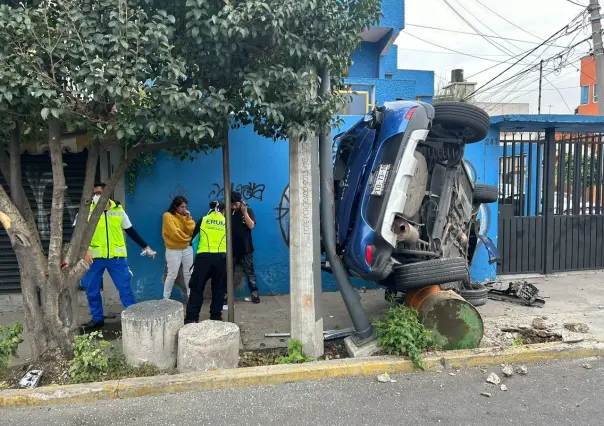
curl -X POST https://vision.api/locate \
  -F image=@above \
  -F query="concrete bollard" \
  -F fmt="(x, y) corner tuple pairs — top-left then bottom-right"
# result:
(177, 321), (240, 373)
(122, 300), (184, 370)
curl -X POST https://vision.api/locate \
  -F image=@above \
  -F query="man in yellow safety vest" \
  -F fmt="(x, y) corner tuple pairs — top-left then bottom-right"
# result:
(185, 200), (227, 323)
(78, 183), (154, 334)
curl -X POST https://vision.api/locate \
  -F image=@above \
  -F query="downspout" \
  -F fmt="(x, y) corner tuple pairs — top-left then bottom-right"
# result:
(318, 68), (373, 343)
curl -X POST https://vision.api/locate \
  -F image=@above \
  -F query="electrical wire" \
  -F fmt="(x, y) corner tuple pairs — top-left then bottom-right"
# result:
(401, 32), (534, 64)
(566, 0), (587, 6)
(443, 0), (521, 57)
(543, 75), (574, 112)
(471, 0), (549, 41)
(405, 23), (569, 48)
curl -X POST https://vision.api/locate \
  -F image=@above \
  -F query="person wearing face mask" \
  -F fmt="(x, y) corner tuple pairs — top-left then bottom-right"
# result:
(77, 182), (154, 334)
(185, 201), (227, 323)
(162, 196), (195, 299)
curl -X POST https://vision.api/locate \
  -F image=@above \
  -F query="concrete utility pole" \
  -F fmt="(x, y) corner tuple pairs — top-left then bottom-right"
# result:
(289, 133), (324, 358)
(590, 0), (604, 115)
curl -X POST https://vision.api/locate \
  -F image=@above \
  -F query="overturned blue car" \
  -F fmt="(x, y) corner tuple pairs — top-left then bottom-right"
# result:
(329, 101), (499, 303)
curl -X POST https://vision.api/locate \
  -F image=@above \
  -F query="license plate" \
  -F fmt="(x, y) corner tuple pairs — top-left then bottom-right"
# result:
(371, 164), (391, 196)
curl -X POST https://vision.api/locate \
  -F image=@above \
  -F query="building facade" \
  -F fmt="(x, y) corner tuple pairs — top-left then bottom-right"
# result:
(578, 55), (598, 116)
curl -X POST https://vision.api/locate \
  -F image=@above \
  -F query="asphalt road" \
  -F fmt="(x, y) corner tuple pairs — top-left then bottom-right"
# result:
(2, 357), (603, 426)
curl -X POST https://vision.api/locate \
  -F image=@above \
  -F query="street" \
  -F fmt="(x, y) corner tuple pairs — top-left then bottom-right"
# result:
(2, 357), (603, 426)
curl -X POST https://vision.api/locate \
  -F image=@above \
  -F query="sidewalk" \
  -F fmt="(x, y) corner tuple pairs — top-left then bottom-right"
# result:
(3, 270), (604, 364)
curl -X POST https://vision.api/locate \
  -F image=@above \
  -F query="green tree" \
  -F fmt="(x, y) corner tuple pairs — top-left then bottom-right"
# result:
(0, 0), (380, 359)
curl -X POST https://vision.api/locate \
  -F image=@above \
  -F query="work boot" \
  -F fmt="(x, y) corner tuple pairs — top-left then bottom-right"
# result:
(210, 313), (223, 321)
(251, 291), (260, 304)
(78, 320), (104, 335)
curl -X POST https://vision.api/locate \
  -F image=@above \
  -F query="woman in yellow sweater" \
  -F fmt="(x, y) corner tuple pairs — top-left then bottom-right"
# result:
(162, 196), (196, 299)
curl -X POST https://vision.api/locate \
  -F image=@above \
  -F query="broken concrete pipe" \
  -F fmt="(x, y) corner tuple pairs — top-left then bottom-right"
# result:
(405, 285), (484, 350)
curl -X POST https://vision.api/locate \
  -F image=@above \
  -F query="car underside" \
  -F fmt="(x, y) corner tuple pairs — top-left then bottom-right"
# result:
(329, 101), (499, 301)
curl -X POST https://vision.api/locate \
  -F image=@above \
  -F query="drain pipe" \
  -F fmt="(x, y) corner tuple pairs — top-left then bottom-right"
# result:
(318, 68), (373, 343)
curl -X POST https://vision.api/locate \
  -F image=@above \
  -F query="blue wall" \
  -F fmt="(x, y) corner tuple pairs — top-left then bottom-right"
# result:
(349, 42), (380, 79)
(126, 117), (377, 300)
(464, 128), (500, 282)
(126, 120), (500, 300)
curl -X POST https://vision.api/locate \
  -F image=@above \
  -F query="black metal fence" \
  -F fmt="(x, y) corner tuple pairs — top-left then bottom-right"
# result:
(498, 131), (604, 275)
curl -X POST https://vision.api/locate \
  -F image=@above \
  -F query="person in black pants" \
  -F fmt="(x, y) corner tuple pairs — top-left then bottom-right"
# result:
(185, 201), (227, 323)
(231, 192), (260, 304)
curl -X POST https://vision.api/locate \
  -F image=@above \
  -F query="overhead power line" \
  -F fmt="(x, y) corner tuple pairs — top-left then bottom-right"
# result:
(401, 32), (532, 64)
(465, 11), (589, 100)
(405, 23), (569, 48)
(443, 0), (520, 57)
(471, 0), (547, 41)
(566, 0), (587, 6)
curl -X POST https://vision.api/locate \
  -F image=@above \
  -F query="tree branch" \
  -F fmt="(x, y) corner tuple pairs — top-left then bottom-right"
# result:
(66, 139), (100, 267)
(77, 139), (179, 260)
(0, 130), (42, 248)
(47, 118), (66, 279)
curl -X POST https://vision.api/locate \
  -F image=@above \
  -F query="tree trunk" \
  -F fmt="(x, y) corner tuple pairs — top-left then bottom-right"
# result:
(0, 135), (179, 360)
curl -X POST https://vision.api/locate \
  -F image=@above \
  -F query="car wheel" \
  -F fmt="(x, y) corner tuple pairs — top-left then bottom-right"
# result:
(473, 184), (498, 204)
(431, 102), (490, 144)
(393, 257), (469, 291)
(460, 282), (488, 307)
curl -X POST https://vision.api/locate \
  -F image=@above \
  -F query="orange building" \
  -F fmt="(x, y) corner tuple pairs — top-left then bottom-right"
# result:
(578, 55), (598, 116)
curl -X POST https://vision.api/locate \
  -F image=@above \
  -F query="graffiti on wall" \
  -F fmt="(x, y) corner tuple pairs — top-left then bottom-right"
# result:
(208, 182), (266, 202)
(275, 185), (290, 246)
(168, 183), (188, 200)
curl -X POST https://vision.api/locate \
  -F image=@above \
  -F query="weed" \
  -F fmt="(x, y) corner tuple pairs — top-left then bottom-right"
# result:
(0, 322), (23, 370)
(69, 332), (161, 384)
(512, 337), (525, 346)
(275, 339), (314, 364)
(373, 305), (435, 369)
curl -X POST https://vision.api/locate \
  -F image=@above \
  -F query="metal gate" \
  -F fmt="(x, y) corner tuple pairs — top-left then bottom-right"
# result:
(0, 150), (89, 292)
(498, 130), (604, 275)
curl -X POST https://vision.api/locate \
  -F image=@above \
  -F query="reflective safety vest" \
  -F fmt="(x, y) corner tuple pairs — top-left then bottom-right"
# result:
(197, 212), (226, 254)
(88, 200), (128, 259)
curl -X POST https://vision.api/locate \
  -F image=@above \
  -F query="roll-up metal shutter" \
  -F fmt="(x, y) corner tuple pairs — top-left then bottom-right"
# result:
(0, 150), (88, 292)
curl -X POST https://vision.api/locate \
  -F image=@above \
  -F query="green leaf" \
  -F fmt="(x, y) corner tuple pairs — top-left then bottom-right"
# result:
(41, 108), (50, 120)
(117, 130), (124, 139)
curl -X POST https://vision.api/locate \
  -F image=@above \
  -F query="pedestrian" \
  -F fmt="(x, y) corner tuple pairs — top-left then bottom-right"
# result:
(231, 191), (260, 304)
(78, 183), (154, 334)
(185, 201), (227, 323)
(162, 196), (195, 300)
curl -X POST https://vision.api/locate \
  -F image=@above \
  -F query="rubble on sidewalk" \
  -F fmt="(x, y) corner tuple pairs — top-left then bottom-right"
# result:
(516, 365), (528, 375)
(486, 372), (501, 385)
(564, 323), (590, 334)
(502, 365), (514, 377)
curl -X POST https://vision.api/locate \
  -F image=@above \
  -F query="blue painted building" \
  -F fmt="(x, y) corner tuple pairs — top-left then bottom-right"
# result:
(125, 0), (436, 300)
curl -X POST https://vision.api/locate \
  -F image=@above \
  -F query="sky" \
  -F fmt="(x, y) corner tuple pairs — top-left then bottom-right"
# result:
(396, 0), (592, 114)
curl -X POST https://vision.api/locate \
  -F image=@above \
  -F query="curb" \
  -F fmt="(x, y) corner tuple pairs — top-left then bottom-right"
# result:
(1, 341), (602, 408)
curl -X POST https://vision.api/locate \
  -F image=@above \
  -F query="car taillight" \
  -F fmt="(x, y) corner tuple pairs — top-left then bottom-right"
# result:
(365, 245), (374, 265)
(405, 107), (417, 120)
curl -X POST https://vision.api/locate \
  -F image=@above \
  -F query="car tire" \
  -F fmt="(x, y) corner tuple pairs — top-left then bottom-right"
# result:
(460, 283), (488, 307)
(393, 257), (469, 291)
(432, 102), (490, 143)
(473, 184), (498, 204)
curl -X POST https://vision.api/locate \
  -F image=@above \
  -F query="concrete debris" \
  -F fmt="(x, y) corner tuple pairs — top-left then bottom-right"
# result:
(531, 318), (547, 330)
(564, 323), (590, 334)
(535, 329), (551, 338)
(486, 372), (501, 385)
(583, 363), (592, 370)
(500, 384), (508, 392)
(501, 366), (514, 377)
(562, 331), (585, 344)
(516, 365), (528, 375)
(481, 368), (488, 374)
(377, 373), (392, 383)
(448, 372), (456, 376)
(481, 392), (492, 398)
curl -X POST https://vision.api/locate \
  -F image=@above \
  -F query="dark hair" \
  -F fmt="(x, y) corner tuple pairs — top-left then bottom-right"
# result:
(168, 196), (188, 214)
(209, 200), (225, 211)
(231, 192), (242, 203)
(94, 182), (106, 189)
